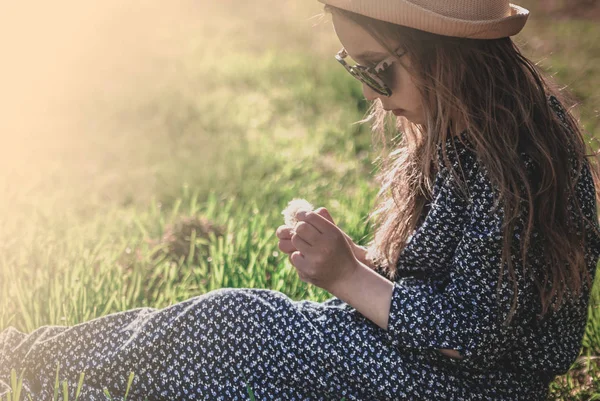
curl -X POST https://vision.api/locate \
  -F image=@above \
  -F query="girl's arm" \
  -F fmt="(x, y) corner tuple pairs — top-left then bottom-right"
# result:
(333, 150), (516, 365)
(329, 260), (464, 359)
(329, 259), (394, 331)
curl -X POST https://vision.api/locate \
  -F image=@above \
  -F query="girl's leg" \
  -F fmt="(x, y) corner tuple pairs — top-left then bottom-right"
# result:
(0, 288), (349, 400)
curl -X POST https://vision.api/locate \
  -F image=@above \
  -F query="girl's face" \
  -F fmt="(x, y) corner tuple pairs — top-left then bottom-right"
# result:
(331, 12), (425, 125)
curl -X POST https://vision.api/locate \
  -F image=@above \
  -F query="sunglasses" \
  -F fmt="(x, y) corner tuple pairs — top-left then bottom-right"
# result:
(335, 47), (406, 97)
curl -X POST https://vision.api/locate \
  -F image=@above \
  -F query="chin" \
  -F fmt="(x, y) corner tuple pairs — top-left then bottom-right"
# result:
(396, 111), (416, 124)
(404, 111), (426, 126)
(410, 118), (426, 126)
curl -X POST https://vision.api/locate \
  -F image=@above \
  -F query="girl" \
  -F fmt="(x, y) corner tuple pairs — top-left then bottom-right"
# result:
(2, 0), (600, 400)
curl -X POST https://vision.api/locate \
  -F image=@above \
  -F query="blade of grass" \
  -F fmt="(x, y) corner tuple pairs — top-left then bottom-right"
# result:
(62, 380), (68, 401)
(75, 372), (85, 401)
(53, 363), (60, 401)
(124, 371), (135, 400)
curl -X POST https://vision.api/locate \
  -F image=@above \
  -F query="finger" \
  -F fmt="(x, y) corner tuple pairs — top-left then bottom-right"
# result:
(293, 221), (319, 245)
(296, 210), (335, 236)
(278, 239), (297, 254)
(315, 207), (335, 224)
(290, 252), (313, 284)
(276, 225), (294, 239)
(291, 229), (312, 253)
(313, 209), (354, 244)
(290, 251), (307, 270)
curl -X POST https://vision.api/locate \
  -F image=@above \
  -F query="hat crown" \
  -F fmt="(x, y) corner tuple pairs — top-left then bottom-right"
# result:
(319, 0), (529, 39)
(409, 0), (511, 21)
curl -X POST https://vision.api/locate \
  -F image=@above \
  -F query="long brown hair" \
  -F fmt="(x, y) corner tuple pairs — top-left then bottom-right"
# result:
(323, 5), (600, 324)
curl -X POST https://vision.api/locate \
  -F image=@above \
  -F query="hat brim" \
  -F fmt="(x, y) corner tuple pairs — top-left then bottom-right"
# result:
(318, 0), (529, 39)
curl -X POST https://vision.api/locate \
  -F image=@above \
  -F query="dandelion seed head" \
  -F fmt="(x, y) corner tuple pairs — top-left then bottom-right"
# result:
(282, 198), (314, 227)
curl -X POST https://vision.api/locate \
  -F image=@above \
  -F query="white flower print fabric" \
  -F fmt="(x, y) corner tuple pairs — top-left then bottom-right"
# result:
(1, 96), (599, 400)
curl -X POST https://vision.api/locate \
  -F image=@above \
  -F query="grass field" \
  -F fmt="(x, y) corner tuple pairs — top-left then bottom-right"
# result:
(0, 0), (599, 399)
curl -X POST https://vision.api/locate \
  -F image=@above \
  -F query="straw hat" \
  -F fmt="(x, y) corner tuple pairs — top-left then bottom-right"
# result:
(318, 0), (530, 39)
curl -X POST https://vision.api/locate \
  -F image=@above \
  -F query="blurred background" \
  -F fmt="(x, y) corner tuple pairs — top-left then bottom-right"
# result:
(0, 0), (380, 327)
(0, 0), (599, 395)
(0, 0), (596, 220)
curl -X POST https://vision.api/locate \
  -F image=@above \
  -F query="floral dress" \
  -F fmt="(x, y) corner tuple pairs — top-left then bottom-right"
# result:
(1, 96), (599, 400)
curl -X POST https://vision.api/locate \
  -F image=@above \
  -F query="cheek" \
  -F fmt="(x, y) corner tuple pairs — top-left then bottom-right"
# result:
(390, 69), (422, 105)
(406, 80), (423, 107)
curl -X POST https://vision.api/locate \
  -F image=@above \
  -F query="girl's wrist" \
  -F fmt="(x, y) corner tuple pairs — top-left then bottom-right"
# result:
(353, 244), (376, 269)
(352, 244), (366, 258)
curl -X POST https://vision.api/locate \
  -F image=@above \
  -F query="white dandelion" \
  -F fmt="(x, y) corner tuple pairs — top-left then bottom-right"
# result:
(281, 198), (314, 228)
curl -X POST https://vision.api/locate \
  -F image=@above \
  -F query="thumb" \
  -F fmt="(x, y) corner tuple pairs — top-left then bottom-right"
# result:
(315, 207), (335, 224)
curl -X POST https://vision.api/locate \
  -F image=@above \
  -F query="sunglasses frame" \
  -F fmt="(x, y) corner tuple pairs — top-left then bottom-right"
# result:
(335, 47), (406, 97)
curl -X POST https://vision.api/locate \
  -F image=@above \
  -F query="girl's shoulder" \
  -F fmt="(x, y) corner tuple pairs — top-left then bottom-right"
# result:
(434, 94), (584, 201)
(437, 94), (576, 169)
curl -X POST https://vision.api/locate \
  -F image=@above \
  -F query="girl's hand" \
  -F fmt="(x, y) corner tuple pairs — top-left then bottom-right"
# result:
(276, 208), (366, 265)
(287, 208), (359, 291)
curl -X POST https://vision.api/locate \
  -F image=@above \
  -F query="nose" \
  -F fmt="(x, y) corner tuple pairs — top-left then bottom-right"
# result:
(362, 83), (381, 102)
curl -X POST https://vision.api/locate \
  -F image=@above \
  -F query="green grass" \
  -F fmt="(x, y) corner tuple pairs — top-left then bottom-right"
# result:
(517, 0), (600, 138)
(0, 0), (599, 399)
(1, 366), (271, 401)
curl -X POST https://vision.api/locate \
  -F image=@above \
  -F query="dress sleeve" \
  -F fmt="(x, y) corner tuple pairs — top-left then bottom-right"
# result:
(385, 150), (515, 364)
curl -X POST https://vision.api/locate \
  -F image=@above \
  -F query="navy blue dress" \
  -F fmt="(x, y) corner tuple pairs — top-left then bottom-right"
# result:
(1, 96), (599, 400)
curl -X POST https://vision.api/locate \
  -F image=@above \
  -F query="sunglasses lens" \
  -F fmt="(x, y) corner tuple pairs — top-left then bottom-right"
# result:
(338, 56), (392, 96)
(354, 68), (389, 96)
